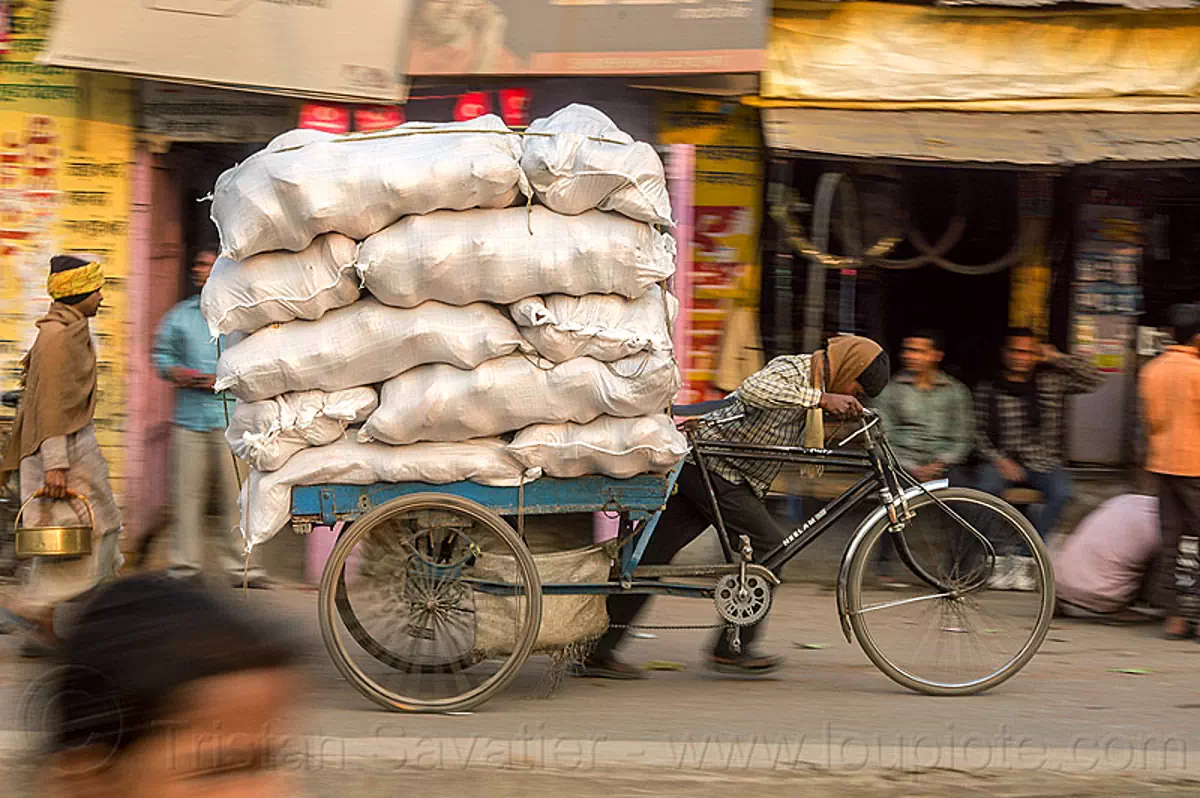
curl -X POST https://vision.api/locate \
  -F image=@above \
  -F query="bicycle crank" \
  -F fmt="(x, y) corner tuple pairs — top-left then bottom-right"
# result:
(714, 572), (772, 626)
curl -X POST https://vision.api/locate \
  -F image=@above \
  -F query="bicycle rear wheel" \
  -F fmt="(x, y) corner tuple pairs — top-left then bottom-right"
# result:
(845, 487), (1053, 696)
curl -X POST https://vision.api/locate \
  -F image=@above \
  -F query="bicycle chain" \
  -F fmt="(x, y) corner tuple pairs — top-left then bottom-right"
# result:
(609, 623), (723, 631)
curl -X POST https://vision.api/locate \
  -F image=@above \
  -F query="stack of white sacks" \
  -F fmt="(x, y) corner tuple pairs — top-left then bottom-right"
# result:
(201, 105), (690, 552)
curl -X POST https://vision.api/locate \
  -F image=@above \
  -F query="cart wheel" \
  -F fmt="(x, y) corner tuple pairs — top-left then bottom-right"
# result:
(319, 493), (542, 713)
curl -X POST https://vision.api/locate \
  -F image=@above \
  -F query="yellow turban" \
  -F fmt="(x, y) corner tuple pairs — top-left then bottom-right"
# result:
(47, 257), (104, 300)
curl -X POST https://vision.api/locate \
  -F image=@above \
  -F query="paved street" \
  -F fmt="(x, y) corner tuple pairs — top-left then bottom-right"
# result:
(3, 582), (1198, 795)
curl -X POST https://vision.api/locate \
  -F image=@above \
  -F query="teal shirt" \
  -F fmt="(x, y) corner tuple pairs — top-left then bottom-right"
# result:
(152, 295), (233, 432)
(872, 371), (974, 469)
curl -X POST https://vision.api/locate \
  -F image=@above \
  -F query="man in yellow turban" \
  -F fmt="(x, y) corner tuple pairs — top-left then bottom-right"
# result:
(1, 255), (123, 657)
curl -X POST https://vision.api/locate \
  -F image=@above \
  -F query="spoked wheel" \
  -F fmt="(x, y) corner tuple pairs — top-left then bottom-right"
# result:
(845, 487), (1054, 696)
(318, 494), (542, 713)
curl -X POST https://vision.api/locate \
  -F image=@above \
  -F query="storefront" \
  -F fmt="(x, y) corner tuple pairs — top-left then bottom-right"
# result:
(761, 111), (1200, 467)
(754, 1), (1200, 468)
(120, 83), (299, 544)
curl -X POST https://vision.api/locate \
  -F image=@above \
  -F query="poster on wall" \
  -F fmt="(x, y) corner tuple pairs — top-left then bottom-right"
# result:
(659, 97), (763, 403)
(0, 0), (134, 495)
(1073, 188), (1143, 373)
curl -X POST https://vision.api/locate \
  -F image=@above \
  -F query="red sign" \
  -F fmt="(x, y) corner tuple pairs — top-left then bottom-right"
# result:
(497, 88), (531, 127)
(453, 92), (491, 122)
(354, 105), (404, 133)
(298, 103), (351, 134)
(0, 3), (9, 58)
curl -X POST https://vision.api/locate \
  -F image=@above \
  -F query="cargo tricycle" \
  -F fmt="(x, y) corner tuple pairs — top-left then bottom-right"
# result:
(295, 407), (1053, 713)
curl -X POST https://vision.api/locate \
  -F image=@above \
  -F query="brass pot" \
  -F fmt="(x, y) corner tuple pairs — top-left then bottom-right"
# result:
(14, 489), (94, 558)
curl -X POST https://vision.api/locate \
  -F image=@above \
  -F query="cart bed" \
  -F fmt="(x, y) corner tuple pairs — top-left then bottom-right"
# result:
(291, 474), (672, 527)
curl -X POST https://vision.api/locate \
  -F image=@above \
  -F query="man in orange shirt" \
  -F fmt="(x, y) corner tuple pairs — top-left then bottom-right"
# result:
(1139, 303), (1200, 640)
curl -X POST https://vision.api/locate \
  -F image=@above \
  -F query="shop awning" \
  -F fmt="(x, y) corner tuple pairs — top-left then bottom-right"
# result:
(763, 109), (1200, 166)
(763, 4), (1200, 109)
(40, 0), (412, 103)
(937, 0), (1195, 7)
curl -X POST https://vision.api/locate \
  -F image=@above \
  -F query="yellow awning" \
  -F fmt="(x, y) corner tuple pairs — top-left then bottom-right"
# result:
(763, 109), (1200, 166)
(763, 3), (1200, 111)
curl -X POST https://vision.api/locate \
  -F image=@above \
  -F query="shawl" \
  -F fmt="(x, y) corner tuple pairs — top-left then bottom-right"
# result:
(1, 303), (97, 477)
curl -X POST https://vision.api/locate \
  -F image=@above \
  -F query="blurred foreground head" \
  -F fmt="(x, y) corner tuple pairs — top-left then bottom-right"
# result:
(42, 574), (302, 798)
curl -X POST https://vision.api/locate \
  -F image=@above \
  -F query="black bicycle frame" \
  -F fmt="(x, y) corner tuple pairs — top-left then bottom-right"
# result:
(687, 417), (933, 582)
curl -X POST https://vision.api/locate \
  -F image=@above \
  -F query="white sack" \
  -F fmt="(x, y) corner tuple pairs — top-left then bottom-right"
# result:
(226, 387), (378, 472)
(200, 233), (360, 336)
(510, 284), (679, 363)
(508, 415), (689, 479)
(215, 298), (527, 402)
(361, 351), (681, 445)
(212, 116), (526, 260)
(357, 207), (675, 308)
(240, 438), (539, 549)
(521, 104), (672, 226)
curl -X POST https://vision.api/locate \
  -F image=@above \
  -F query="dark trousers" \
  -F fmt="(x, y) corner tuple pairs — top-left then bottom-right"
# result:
(594, 463), (786, 659)
(1155, 475), (1200, 621)
(975, 463), (1073, 541)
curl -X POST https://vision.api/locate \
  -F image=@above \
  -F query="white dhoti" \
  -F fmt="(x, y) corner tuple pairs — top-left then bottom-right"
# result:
(18, 423), (123, 611)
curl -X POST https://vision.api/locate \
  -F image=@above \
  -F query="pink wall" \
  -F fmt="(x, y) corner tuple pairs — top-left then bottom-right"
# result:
(668, 143), (695, 401)
(123, 150), (181, 547)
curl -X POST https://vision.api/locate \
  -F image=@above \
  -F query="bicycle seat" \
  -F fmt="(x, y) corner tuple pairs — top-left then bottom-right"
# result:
(671, 396), (736, 417)
(1, 391), (19, 409)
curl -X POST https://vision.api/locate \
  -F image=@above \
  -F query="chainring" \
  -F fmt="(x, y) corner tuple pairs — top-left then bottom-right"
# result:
(714, 572), (772, 626)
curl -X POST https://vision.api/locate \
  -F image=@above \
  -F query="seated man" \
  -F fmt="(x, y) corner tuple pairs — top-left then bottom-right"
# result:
(873, 329), (973, 484)
(1053, 494), (1161, 617)
(973, 328), (1103, 589)
(578, 335), (891, 679)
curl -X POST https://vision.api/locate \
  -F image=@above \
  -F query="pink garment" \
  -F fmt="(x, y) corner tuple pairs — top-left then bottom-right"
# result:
(1053, 494), (1160, 613)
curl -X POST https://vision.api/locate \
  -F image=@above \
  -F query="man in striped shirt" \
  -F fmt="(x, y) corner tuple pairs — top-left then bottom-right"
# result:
(579, 336), (891, 679)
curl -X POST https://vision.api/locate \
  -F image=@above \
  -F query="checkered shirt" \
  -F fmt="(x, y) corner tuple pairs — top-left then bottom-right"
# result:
(694, 354), (823, 498)
(974, 355), (1104, 473)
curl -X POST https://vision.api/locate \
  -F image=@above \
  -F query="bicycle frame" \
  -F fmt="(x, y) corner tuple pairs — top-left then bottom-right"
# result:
(540, 411), (958, 602)
(525, 411), (993, 609)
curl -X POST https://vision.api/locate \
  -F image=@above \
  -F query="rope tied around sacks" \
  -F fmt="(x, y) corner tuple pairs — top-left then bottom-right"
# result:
(268, 126), (631, 155)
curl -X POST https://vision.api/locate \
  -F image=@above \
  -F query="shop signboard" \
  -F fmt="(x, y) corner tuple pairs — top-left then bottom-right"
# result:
(407, 0), (767, 76)
(142, 82), (297, 143)
(0, 1), (135, 494)
(298, 103), (351, 134)
(42, 0), (412, 102)
(354, 106), (405, 133)
(659, 97), (763, 403)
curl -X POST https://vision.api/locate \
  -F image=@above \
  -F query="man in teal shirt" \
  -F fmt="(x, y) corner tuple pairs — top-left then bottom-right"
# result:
(153, 249), (269, 588)
(873, 330), (974, 483)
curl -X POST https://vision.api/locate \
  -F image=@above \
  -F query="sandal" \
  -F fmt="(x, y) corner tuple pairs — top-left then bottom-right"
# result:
(709, 650), (784, 676)
(573, 654), (646, 680)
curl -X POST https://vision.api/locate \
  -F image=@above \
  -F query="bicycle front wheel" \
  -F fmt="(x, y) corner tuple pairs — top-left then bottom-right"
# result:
(845, 487), (1054, 696)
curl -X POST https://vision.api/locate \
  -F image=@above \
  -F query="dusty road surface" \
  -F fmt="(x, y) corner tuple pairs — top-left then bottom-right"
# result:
(3, 584), (1198, 796)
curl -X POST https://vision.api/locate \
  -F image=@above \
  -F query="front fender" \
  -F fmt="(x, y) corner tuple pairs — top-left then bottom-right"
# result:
(835, 479), (949, 644)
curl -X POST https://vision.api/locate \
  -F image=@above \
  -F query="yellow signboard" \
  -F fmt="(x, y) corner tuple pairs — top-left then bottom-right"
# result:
(659, 98), (764, 400)
(0, 1), (135, 496)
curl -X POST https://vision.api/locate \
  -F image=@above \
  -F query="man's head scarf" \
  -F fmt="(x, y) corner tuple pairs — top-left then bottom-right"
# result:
(47, 255), (104, 301)
(801, 336), (890, 468)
